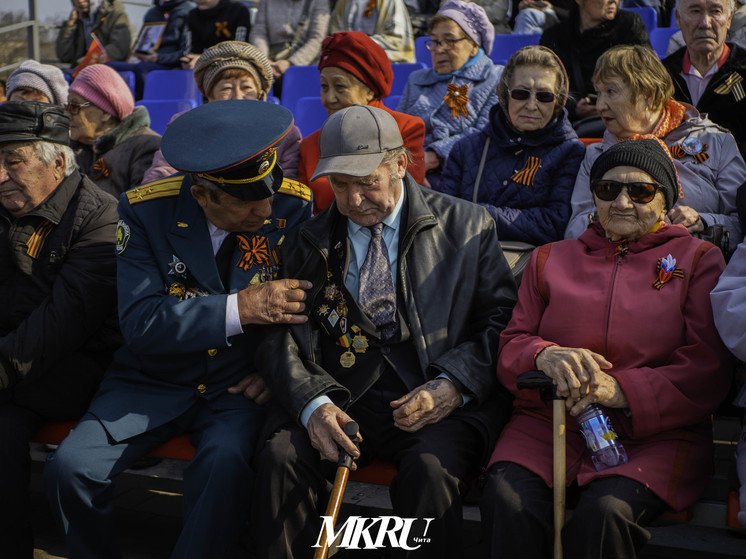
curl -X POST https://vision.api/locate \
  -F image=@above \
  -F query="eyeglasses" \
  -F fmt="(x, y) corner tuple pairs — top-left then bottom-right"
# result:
(425, 36), (470, 50)
(508, 89), (559, 103)
(65, 101), (92, 115)
(591, 180), (662, 204)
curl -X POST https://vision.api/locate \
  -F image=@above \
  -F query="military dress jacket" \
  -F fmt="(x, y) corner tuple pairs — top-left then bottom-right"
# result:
(256, 175), (518, 457)
(88, 174), (311, 442)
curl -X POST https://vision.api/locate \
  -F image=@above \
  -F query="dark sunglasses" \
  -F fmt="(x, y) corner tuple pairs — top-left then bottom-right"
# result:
(591, 180), (662, 204)
(508, 89), (558, 103)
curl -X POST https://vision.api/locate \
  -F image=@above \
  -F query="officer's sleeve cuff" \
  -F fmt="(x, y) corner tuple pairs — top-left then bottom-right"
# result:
(436, 372), (472, 406)
(225, 293), (243, 339)
(301, 395), (333, 428)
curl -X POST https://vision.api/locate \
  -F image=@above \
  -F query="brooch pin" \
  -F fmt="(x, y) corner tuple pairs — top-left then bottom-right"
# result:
(444, 83), (469, 119)
(653, 254), (684, 290)
(670, 138), (709, 163)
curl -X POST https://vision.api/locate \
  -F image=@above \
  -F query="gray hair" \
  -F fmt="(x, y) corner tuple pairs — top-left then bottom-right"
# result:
(33, 141), (77, 177)
(675, 0), (735, 16)
(191, 174), (224, 203)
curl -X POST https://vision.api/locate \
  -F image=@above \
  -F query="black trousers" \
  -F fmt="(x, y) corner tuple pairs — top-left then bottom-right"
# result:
(0, 402), (44, 559)
(480, 462), (667, 559)
(251, 382), (483, 559)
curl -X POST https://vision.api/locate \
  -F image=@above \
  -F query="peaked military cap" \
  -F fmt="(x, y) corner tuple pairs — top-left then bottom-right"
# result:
(0, 101), (70, 146)
(161, 100), (294, 201)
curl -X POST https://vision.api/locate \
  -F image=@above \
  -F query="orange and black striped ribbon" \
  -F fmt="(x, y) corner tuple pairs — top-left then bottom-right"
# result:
(215, 21), (231, 38)
(511, 156), (542, 187)
(93, 158), (110, 180)
(714, 72), (745, 102)
(26, 221), (54, 259)
(652, 258), (684, 290)
(444, 83), (469, 119)
(670, 144), (709, 164)
(236, 234), (271, 270)
(363, 0), (377, 17)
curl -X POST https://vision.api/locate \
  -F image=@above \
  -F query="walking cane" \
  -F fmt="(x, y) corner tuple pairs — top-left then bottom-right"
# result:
(313, 421), (361, 559)
(516, 370), (566, 559)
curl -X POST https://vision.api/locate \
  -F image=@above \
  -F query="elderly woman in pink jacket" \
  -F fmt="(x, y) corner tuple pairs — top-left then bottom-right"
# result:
(481, 138), (733, 559)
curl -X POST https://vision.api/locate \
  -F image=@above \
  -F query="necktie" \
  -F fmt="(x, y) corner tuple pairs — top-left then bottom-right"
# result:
(358, 223), (398, 341)
(215, 233), (236, 288)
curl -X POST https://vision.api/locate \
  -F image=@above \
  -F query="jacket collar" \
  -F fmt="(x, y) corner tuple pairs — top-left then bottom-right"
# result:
(301, 174), (438, 255)
(93, 106), (151, 154)
(579, 221), (692, 254)
(411, 55), (495, 87)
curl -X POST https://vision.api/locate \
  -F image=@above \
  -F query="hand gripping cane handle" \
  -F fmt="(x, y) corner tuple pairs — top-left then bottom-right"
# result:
(516, 371), (565, 559)
(313, 421), (360, 559)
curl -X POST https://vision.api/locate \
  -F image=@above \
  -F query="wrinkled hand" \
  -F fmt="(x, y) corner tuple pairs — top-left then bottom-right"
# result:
(424, 151), (440, 172)
(390, 378), (461, 432)
(667, 205), (704, 233)
(568, 369), (628, 416)
(307, 404), (362, 467)
(535, 345), (612, 406)
(271, 60), (291, 78)
(575, 98), (598, 119)
(135, 51), (158, 63)
(227, 372), (271, 405)
(180, 54), (199, 69)
(237, 279), (312, 325)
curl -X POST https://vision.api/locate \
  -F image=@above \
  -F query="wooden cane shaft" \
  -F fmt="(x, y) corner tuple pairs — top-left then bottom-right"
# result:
(313, 467), (351, 559)
(553, 399), (566, 559)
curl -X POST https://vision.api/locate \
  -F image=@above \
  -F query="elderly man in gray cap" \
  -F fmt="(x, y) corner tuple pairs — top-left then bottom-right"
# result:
(0, 101), (120, 558)
(251, 104), (517, 558)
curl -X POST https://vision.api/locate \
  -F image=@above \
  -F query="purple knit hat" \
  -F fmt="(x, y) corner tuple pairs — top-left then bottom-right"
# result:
(70, 64), (134, 120)
(437, 0), (495, 56)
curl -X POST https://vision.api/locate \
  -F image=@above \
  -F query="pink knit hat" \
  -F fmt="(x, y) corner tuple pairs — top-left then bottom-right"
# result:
(70, 64), (134, 121)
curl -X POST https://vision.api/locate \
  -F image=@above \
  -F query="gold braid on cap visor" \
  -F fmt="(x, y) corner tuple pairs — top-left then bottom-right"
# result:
(197, 149), (277, 184)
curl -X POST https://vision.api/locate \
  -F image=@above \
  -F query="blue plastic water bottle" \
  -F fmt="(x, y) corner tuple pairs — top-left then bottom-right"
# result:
(577, 404), (628, 471)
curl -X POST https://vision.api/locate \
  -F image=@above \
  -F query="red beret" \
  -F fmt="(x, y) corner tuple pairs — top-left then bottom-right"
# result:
(318, 31), (394, 99)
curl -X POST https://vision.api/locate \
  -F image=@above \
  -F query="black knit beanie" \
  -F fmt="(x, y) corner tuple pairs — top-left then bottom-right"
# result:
(590, 138), (679, 210)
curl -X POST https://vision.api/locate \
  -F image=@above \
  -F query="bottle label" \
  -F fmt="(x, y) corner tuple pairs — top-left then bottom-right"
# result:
(579, 414), (617, 453)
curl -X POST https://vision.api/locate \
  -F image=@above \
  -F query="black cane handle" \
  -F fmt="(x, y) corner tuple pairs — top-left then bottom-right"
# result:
(516, 370), (561, 401)
(337, 421), (360, 468)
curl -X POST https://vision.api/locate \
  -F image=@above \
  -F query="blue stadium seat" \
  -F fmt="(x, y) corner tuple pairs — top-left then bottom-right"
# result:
(415, 36), (431, 67)
(623, 7), (657, 32)
(135, 99), (198, 135)
(118, 71), (136, 96)
(143, 70), (202, 105)
(293, 97), (329, 137)
(649, 26), (679, 58)
(489, 34), (540, 65)
(391, 62), (426, 96)
(383, 95), (401, 111)
(281, 65), (321, 114)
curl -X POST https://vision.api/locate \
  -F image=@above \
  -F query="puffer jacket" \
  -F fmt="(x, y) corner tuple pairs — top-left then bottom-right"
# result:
(0, 171), (120, 417)
(397, 52), (502, 162)
(73, 106), (161, 197)
(144, 0), (195, 67)
(55, 0), (132, 65)
(439, 105), (585, 245)
(255, 174), (518, 460)
(565, 104), (746, 246)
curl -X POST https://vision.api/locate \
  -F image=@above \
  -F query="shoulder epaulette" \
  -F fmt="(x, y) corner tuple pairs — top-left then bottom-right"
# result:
(126, 176), (183, 205)
(277, 178), (312, 202)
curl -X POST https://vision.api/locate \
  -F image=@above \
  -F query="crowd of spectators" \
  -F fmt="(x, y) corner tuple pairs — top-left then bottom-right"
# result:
(2, 0), (746, 556)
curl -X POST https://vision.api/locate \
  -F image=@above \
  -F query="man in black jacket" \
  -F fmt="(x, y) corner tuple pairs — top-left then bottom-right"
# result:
(251, 105), (517, 559)
(663, 0), (746, 157)
(0, 101), (120, 558)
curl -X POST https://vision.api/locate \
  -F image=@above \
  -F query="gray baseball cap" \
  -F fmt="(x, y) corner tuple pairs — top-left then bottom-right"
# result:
(311, 104), (404, 181)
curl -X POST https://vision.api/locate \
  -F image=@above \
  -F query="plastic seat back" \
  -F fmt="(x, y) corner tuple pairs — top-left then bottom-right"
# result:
(281, 65), (321, 114)
(135, 99), (198, 135)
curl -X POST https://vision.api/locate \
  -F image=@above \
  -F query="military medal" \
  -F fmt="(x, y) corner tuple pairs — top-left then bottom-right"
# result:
(682, 137), (703, 155)
(340, 350), (356, 368)
(352, 335), (369, 353)
(324, 284), (338, 300)
(168, 255), (188, 278)
(328, 309), (340, 327)
(318, 304), (330, 316)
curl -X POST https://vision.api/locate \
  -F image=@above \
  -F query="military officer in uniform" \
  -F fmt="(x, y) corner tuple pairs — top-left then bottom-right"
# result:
(44, 100), (313, 559)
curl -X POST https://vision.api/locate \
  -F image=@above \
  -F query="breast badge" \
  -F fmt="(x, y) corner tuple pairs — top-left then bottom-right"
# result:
(116, 220), (130, 255)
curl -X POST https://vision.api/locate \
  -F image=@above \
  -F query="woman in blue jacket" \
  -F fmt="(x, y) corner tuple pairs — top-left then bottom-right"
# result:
(439, 45), (585, 245)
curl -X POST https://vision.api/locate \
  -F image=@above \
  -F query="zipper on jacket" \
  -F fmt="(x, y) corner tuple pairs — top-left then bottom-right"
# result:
(604, 252), (625, 356)
(300, 229), (331, 365)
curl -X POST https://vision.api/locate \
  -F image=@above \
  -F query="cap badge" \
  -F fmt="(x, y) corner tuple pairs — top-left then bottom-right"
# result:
(653, 254), (684, 290)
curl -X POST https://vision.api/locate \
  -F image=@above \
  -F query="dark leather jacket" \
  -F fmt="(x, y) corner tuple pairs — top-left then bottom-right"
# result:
(256, 175), (518, 454)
